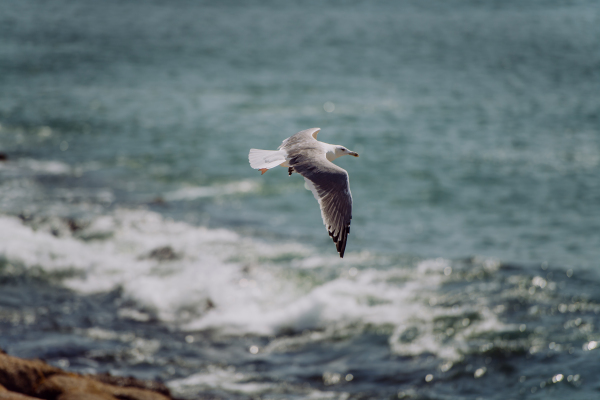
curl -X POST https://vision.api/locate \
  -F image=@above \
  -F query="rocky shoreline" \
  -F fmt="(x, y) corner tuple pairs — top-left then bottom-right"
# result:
(0, 349), (175, 400)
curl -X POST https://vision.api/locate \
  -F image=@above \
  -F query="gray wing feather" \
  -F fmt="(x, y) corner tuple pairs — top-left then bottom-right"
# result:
(287, 147), (353, 258)
(278, 128), (320, 151)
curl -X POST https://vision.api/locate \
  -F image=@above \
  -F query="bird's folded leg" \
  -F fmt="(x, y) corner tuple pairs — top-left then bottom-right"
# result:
(259, 168), (268, 175)
(288, 167), (294, 176)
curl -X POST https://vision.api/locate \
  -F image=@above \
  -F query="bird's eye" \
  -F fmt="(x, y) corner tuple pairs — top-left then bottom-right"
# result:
(341, 148), (347, 151)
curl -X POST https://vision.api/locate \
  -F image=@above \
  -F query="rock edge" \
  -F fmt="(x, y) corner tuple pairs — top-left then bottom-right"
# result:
(0, 349), (174, 400)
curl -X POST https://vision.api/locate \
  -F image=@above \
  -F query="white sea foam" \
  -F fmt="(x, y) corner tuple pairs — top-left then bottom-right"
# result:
(164, 180), (259, 201)
(0, 209), (510, 362)
(169, 366), (346, 399)
(0, 157), (103, 179)
(168, 367), (276, 396)
(17, 159), (72, 175)
(0, 215), (97, 272)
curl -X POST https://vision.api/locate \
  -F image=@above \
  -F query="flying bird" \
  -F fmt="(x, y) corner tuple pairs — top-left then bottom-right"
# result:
(249, 128), (359, 258)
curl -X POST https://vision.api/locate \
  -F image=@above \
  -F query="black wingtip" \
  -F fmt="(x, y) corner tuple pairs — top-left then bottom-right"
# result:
(339, 238), (347, 258)
(328, 224), (350, 258)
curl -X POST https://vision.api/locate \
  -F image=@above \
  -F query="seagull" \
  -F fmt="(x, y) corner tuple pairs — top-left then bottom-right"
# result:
(248, 128), (359, 258)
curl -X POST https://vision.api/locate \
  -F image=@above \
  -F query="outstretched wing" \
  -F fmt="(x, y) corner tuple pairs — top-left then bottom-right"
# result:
(279, 128), (320, 151)
(287, 147), (353, 258)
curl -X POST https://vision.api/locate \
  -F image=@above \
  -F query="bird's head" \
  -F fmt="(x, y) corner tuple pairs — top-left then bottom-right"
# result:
(335, 146), (359, 158)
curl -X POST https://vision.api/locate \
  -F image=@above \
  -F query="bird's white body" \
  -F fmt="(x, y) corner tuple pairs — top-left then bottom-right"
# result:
(249, 128), (359, 258)
(249, 140), (355, 173)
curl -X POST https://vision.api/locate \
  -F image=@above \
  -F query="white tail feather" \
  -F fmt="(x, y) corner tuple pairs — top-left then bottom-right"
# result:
(248, 149), (286, 170)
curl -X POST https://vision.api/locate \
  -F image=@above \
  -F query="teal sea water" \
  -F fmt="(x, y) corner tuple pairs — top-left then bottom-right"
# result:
(1, 1), (599, 398)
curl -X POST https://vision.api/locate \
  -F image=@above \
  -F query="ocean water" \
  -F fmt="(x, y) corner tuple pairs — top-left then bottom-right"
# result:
(1, 0), (600, 398)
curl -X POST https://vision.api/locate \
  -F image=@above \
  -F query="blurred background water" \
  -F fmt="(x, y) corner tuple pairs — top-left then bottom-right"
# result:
(1, 0), (599, 399)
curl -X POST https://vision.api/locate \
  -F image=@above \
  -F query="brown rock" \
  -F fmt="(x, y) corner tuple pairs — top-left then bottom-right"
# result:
(37, 374), (170, 400)
(0, 392), (43, 400)
(0, 384), (42, 400)
(0, 353), (174, 400)
(36, 375), (116, 400)
(55, 395), (111, 400)
(93, 374), (170, 396)
(0, 352), (62, 396)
